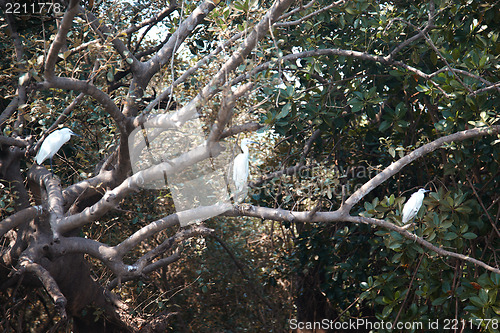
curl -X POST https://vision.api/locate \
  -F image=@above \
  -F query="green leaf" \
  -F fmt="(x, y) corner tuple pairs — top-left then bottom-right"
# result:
(276, 103), (291, 119)
(440, 220), (453, 229)
(470, 296), (486, 308)
(479, 289), (488, 304)
(443, 232), (458, 240)
(349, 98), (364, 112)
(432, 297), (447, 306)
(491, 273), (500, 286)
(430, 50), (438, 65)
(382, 305), (393, 318)
(379, 120), (391, 132)
(462, 232), (477, 239)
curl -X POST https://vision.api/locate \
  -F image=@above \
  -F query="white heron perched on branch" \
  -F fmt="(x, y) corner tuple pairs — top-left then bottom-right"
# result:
(402, 188), (430, 232)
(36, 128), (80, 170)
(232, 138), (258, 203)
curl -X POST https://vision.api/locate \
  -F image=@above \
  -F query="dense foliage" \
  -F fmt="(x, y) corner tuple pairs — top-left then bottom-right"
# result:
(0, 0), (499, 332)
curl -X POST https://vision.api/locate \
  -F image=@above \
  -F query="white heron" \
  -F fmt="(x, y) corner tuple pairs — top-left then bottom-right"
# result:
(402, 188), (430, 232)
(35, 128), (80, 170)
(232, 138), (258, 202)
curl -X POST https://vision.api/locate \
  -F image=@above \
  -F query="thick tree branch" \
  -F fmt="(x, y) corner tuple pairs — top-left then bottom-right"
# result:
(250, 129), (320, 187)
(45, 0), (80, 79)
(38, 77), (127, 134)
(274, 0), (345, 28)
(17, 259), (67, 319)
(220, 122), (263, 139)
(223, 205), (500, 275)
(207, 83), (254, 143)
(222, 125), (500, 274)
(139, 31), (247, 117)
(145, 0), (220, 76)
(342, 125), (500, 212)
(0, 136), (29, 148)
(55, 143), (227, 234)
(28, 167), (65, 240)
(0, 206), (41, 238)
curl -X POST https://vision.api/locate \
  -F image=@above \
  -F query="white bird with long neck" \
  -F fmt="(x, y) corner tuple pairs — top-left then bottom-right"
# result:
(36, 128), (80, 170)
(402, 188), (430, 229)
(232, 138), (257, 203)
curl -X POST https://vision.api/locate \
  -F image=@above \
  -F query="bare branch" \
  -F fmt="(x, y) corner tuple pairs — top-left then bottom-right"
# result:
(38, 77), (127, 134)
(470, 82), (500, 96)
(345, 216), (500, 275)
(223, 205), (500, 274)
(274, 0), (346, 28)
(385, 1), (436, 61)
(77, 5), (141, 73)
(277, 0), (317, 21)
(124, 2), (177, 36)
(0, 206), (41, 238)
(134, 0), (295, 129)
(0, 96), (19, 126)
(466, 174), (500, 239)
(0, 136), (29, 148)
(45, 0), (80, 79)
(220, 122), (263, 139)
(222, 125), (500, 274)
(342, 125), (500, 213)
(18, 259), (67, 319)
(139, 31), (247, 118)
(207, 82), (255, 143)
(28, 166), (65, 240)
(55, 143), (228, 234)
(145, 0), (220, 74)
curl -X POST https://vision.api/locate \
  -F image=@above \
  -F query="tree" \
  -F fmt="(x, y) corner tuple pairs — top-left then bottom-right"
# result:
(0, 0), (499, 331)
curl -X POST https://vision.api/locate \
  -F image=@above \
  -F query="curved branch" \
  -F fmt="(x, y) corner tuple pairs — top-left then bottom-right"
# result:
(0, 206), (41, 238)
(145, 0), (220, 77)
(38, 77), (127, 134)
(342, 125), (500, 212)
(220, 122), (263, 139)
(274, 0), (345, 28)
(138, 30), (247, 118)
(222, 125), (500, 274)
(0, 136), (29, 148)
(45, 0), (80, 79)
(345, 216), (500, 275)
(18, 259), (67, 319)
(55, 143), (227, 234)
(28, 166), (65, 240)
(124, 2), (177, 36)
(134, 0), (295, 129)
(223, 205), (500, 274)
(77, 5), (141, 73)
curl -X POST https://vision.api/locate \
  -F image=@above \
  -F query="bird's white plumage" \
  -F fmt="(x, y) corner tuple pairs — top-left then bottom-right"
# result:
(402, 188), (429, 223)
(232, 139), (255, 202)
(36, 128), (77, 164)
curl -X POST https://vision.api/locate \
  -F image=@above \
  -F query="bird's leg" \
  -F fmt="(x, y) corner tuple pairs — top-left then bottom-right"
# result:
(49, 158), (53, 174)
